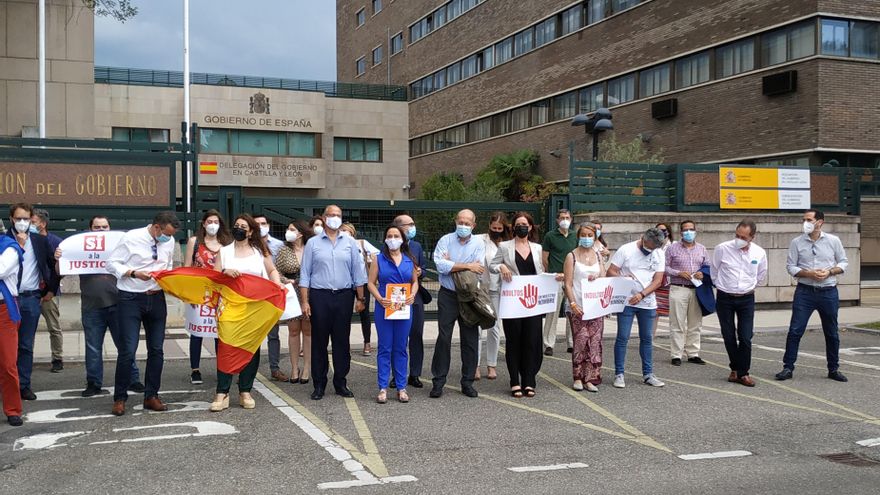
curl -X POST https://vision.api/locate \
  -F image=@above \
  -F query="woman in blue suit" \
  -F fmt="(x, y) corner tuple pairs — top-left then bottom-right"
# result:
(367, 225), (419, 404)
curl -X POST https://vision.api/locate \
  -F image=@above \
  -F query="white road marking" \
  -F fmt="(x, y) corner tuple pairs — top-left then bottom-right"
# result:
(507, 462), (589, 473)
(88, 421), (237, 445)
(856, 437), (880, 447)
(33, 389), (204, 401)
(704, 338), (880, 371)
(678, 450), (753, 461)
(13, 431), (90, 451)
(840, 347), (880, 356)
(25, 402), (212, 423)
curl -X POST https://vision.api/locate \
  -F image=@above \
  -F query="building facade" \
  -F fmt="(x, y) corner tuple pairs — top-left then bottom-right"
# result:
(337, 0), (880, 192)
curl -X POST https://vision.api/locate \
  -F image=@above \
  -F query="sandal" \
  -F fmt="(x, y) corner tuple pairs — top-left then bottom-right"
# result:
(511, 387), (523, 398)
(524, 387), (536, 398)
(363, 344), (372, 356)
(474, 368), (481, 381)
(398, 389), (409, 403)
(376, 389), (387, 404)
(487, 367), (497, 380)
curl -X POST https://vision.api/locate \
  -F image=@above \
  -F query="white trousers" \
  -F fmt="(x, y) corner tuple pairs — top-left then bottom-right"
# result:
(478, 291), (502, 367)
(668, 284), (703, 359)
(542, 287), (572, 349)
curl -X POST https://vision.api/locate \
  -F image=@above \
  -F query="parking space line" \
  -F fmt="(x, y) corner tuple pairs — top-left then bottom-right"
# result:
(343, 397), (388, 477)
(507, 462), (589, 472)
(684, 347), (880, 379)
(703, 337), (880, 372)
(856, 437), (880, 447)
(678, 450), (752, 461)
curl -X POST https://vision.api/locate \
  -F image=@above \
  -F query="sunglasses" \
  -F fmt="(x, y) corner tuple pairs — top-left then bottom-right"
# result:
(151, 243), (158, 260)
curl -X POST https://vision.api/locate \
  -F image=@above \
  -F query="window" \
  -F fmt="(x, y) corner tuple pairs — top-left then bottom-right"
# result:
(356, 8), (365, 27)
(588, 0), (608, 24)
(372, 46), (383, 66)
(432, 132), (448, 151)
(447, 0), (461, 19)
(531, 99), (550, 126)
(495, 37), (513, 64)
(510, 107), (530, 131)
(514, 27), (535, 56)
(561, 5), (583, 35)
(639, 64), (670, 97)
(821, 19), (849, 56)
(391, 32), (404, 55)
(468, 118), (491, 141)
(433, 69), (447, 90)
(113, 127), (169, 143)
(579, 84), (604, 113)
(491, 112), (509, 136)
(552, 91), (577, 121)
(462, 54), (478, 79)
(434, 5), (447, 29)
(716, 38), (755, 78)
(232, 130), (282, 155)
(334, 138), (382, 162)
(289, 133), (317, 158)
(447, 62), (462, 85)
(356, 57), (366, 76)
(409, 21), (423, 42)
(851, 20), (880, 59)
(535, 17), (557, 47)
(372, 0), (382, 15)
(446, 125), (467, 147)
(611, 0), (639, 13)
(607, 74), (635, 105)
(675, 52), (710, 88)
(761, 22), (815, 67)
(198, 128), (229, 153)
(479, 46), (494, 70)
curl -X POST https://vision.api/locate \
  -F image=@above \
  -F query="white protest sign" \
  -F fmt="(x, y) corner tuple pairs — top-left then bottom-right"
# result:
(498, 274), (559, 319)
(580, 277), (640, 320)
(280, 283), (303, 321)
(184, 303), (217, 338)
(58, 231), (125, 275)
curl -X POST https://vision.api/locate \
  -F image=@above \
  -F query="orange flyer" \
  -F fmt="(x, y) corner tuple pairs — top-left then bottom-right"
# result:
(384, 283), (411, 320)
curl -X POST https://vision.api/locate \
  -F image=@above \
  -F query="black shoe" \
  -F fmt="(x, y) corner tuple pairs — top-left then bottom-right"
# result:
(566, 347), (573, 354)
(311, 389), (324, 400)
(687, 356), (707, 365)
(336, 387), (354, 398)
(407, 376), (423, 388)
(20, 388), (36, 401)
(462, 386), (479, 398)
(429, 386), (443, 398)
(7, 415), (23, 427)
(128, 381), (146, 393)
(190, 370), (203, 385)
(828, 370), (848, 382)
(671, 358), (682, 366)
(50, 359), (64, 373)
(544, 347), (553, 356)
(81, 382), (105, 397)
(775, 368), (793, 381)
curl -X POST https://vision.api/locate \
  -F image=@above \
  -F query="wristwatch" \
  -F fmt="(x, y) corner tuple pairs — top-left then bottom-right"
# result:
(129, 270), (137, 279)
(357, 297), (366, 302)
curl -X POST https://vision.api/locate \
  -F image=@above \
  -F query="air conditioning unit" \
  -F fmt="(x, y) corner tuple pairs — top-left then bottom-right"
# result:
(762, 70), (797, 96)
(651, 98), (677, 120)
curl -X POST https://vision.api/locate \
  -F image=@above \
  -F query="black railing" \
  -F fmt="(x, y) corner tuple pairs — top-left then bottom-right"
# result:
(94, 66), (409, 102)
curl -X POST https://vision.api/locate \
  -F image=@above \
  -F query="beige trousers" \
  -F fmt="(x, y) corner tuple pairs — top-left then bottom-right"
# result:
(41, 297), (63, 361)
(668, 284), (702, 359)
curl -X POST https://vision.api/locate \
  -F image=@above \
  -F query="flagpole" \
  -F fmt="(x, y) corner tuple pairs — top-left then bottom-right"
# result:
(38, 0), (46, 138)
(184, 0), (192, 214)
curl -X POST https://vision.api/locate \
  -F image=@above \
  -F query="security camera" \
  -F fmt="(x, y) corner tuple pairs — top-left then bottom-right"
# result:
(402, 184), (411, 190)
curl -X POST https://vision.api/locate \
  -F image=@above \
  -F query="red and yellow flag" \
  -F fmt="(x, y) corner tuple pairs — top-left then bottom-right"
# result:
(199, 161), (218, 174)
(154, 267), (285, 374)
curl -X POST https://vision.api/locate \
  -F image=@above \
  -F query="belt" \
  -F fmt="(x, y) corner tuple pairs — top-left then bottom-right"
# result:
(311, 288), (352, 294)
(797, 284), (836, 292)
(718, 290), (754, 298)
(120, 289), (163, 296)
(440, 287), (457, 294)
(19, 290), (41, 297)
(670, 283), (695, 289)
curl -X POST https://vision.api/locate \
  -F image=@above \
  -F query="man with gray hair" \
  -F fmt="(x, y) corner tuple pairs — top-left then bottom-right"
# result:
(30, 208), (64, 372)
(606, 227), (667, 389)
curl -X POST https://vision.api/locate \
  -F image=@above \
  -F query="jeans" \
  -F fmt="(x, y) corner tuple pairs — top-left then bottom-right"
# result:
(113, 291), (167, 402)
(716, 291), (755, 378)
(783, 285), (840, 372)
(82, 305), (139, 387)
(614, 305), (656, 376)
(16, 293), (42, 390)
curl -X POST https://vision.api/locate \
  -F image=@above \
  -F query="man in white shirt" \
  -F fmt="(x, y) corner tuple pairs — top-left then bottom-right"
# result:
(606, 227), (667, 389)
(254, 214), (289, 382)
(106, 211), (179, 416)
(711, 219), (767, 387)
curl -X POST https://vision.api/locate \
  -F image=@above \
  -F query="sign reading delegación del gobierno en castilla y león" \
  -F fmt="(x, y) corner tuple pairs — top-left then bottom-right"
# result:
(719, 166), (811, 209)
(198, 154), (326, 189)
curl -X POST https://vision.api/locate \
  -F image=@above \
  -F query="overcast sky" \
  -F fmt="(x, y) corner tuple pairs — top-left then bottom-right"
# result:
(95, 0), (337, 81)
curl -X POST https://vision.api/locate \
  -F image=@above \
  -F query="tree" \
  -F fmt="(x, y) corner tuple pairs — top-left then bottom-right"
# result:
(82, 0), (138, 22)
(419, 172), (469, 201)
(481, 149), (542, 202)
(598, 136), (664, 164)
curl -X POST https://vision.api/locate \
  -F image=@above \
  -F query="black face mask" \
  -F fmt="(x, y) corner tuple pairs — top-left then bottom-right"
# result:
(489, 230), (504, 240)
(232, 227), (248, 242)
(514, 225), (530, 238)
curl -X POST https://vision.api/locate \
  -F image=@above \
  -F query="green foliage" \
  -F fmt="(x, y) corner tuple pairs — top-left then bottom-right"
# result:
(420, 172), (469, 201)
(82, 0), (138, 22)
(599, 136), (664, 164)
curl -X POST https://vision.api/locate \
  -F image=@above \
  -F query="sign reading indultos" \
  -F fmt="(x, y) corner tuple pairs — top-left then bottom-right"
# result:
(198, 154), (326, 189)
(718, 166), (811, 209)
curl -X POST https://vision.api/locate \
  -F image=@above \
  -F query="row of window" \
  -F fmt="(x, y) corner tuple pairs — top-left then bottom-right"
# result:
(356, 0), (383, 27)
(411, 16), (876, 157)
(333, 137), (382, 162)
(198, 128), (384, 163)
(409, 0), (485, 44)
(410, 0), (647, 98)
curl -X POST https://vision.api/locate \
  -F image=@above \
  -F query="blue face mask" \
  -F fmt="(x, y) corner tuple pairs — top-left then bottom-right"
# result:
(28, 224), (39, 234)
(579, 237), (594, 248)
(407, 226), (417, 240)
(456, 224), (472, 238)
(157, 233), (172, 243)
(682, 230), (696, 243)
(595, 229), (602, 238)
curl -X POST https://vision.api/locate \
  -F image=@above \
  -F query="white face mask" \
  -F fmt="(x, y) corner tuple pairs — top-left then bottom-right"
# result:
(14, 219), (30, 234)
(559, 219), (571, 230)
(803, 221), (816, 235)
(313, 226), (324, 236)
(326, 216), (343, 230)
(205, 223), (220, 236)
(385, 238), (403, 251)
(259, 226), (270, 238)
(733, 238), (749, 249)
(285, 230), (298, 243)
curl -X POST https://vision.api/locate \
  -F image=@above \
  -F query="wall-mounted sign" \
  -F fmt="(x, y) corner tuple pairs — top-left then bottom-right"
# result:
(719, 166), (810, 209)
(198, 154), (325, 189)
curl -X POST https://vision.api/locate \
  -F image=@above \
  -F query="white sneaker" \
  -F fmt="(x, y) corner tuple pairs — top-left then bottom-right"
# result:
(613, 374), (625, 388)
(643, 374), (665, 387)
(586, 382), (599, 393)
(572, 380), (584, 391)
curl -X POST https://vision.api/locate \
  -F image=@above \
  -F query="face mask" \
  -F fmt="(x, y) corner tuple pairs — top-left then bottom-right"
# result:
(456, 224), (472, 238)
(733, 238), (749, 249)
(313, 226), (324, 236)
(232, 227), (248, 242)
(205, 224), (220, 236)
(385, 238), (403, 250)
(559, 219), (571, 230)
(579, 237), (594, 248)
(489, 230), (504, 241)
(28, 224), (39, 235)
(157, 234), (172, 243)
(285, 230), (298, 243)
(803, 221), (815, 235)
(595, 229), (602, 238)
(639, 243), (653, 256)
(406, 226), (417, 240)
(259, 226), (270, 238)
(325, 216), (343, 230)
(14, 220), (30, 234)
(514, 225), (530, 238)
(682, 230), (696, 243)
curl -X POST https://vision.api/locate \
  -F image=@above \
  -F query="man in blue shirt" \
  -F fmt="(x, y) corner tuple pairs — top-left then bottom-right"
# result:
(392, 214), (428, 389)
(300, 205), (367, 400)
(430, 209), (485, 399)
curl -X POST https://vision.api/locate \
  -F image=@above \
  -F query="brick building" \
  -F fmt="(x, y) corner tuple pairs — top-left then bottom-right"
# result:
(337, 0), (880, 193)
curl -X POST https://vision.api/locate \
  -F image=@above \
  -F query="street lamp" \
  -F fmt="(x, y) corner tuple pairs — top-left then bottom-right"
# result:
(571, 108), (613, 161)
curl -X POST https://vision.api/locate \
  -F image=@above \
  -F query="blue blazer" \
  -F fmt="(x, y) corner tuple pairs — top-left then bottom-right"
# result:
(4, 230), (61, 296)
(696, 264), (716, 316)
(409, 240), (431, 305)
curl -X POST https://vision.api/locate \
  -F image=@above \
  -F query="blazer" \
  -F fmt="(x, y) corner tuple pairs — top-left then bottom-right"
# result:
(696, 264), (716, 316)
(452, 270), (496, 329)
(489, 239), (544, 276)
(4, 230), (61, 296)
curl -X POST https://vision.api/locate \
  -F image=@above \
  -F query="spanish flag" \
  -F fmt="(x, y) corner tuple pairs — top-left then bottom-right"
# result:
(199, 161), (218, 174)
(154, 267), (285, 374)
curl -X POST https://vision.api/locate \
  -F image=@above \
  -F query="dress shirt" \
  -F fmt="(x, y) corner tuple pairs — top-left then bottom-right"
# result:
(264, 234), (284, 262)
(711, 239), (767, 294)
(786, 232), (848, 288)
(299, 231), (367, 290)
(0, 245), (21, 299)
(20, 237), (40, 291)
(106, 226), (175, 292)
(665, 240), (709, 286)
(433, 232), (485, 291)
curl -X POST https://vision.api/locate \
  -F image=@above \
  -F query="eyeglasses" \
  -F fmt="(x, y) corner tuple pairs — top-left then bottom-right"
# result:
(151, 243), (158, 261)
(811, 245), (817, 256)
